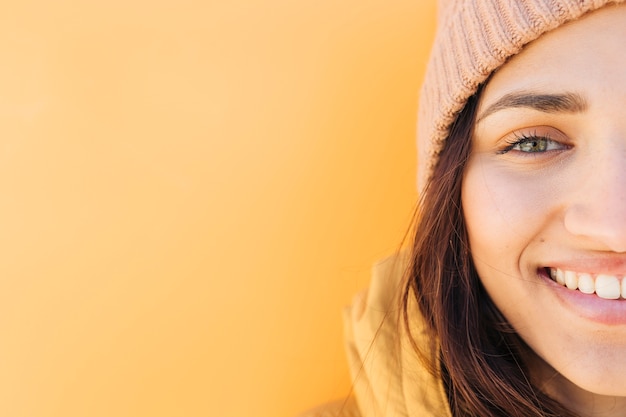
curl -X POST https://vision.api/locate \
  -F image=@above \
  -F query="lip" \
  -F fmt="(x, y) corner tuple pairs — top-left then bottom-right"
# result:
(539, 268), (626, 326)
(548, 254), (626, 275)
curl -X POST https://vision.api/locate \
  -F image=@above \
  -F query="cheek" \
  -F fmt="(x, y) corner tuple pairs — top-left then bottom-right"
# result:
(461, 156), (555, 265)
(461, 156), (556, 355)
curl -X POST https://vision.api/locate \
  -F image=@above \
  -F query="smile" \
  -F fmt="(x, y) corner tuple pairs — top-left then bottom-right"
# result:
(549, 267), (626, 300)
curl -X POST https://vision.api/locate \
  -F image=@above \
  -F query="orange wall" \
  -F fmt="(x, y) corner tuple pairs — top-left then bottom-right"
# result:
(0, 1), (436, 416)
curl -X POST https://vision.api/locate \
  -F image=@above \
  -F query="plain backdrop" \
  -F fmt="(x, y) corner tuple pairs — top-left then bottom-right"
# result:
(0, 1), (436, 416)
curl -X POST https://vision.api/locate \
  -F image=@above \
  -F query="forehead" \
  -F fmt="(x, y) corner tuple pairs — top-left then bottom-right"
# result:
(479, 5), (626, 112)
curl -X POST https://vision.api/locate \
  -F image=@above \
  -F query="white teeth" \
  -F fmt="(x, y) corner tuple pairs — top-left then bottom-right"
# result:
(549, 268), (626, 300)
(564, 270), (578, 290)
(554, 268), (565, 285)
(578, 273), (594, 294)
(596, 275), (621, 300)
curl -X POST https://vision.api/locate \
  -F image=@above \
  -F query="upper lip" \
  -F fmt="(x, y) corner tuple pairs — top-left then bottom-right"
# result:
(542, 253), (626, 276)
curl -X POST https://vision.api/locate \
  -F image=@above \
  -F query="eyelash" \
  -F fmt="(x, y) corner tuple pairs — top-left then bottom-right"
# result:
(497, 132), (566, 155)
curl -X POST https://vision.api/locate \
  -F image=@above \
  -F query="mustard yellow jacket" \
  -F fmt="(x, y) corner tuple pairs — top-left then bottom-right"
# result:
(299, 255), (452, 417)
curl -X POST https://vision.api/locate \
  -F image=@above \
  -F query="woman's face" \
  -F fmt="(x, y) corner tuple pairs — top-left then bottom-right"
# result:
(462, 3), (626, 412)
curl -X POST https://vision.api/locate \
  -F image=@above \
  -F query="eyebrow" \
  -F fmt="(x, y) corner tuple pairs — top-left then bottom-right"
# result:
(476, 91), (588, 122)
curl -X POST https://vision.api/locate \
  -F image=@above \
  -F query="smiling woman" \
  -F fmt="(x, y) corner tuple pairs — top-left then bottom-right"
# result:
(464, 6), (626, 411)
(412, 3), (626, 417)
(302, 1), (626, 417)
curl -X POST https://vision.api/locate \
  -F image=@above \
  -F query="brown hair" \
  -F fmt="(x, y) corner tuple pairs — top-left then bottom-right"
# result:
(403, 86), (578, 417)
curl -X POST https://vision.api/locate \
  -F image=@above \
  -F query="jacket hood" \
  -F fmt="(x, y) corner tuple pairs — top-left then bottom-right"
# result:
(343, 254), (452, 417)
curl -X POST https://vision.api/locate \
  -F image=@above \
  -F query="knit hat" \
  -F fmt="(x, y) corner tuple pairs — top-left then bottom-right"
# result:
(417, 0), (625, 191)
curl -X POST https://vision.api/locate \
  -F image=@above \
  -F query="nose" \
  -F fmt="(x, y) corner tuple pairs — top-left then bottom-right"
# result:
(563, 141), (626, 253)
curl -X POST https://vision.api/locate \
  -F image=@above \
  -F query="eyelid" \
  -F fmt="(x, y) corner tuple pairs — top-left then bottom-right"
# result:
(496, 126), (571, 154)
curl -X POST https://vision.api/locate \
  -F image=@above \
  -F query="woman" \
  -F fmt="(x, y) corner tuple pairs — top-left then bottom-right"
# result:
(302, 1), (626, 416)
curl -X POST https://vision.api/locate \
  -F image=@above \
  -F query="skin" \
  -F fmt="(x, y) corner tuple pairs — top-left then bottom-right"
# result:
(462, 4), (626, 416)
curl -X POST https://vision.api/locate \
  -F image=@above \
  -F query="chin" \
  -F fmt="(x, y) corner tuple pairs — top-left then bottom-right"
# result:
(565, 367), (626, 398)
(530, 341), (626, 399)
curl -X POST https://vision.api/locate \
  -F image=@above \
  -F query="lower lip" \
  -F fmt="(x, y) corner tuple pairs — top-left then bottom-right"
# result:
(539, 269), (626, 326)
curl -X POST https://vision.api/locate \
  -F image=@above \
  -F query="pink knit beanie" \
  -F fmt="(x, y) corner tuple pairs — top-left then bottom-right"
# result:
(417, 0), (625, 190)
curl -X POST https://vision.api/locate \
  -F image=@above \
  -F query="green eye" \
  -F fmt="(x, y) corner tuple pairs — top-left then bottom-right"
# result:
(501, 135), (566, 154)
(515, 137), (549, 152)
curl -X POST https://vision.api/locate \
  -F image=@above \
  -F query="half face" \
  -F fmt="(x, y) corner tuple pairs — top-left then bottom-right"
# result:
(462, 3), (626, 413)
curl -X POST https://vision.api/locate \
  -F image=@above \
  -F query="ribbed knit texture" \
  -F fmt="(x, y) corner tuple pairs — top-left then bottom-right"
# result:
(417, 0), (625, 190)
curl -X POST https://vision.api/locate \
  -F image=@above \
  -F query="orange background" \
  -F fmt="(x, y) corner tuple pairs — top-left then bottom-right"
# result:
(0, 1), (436, 416)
